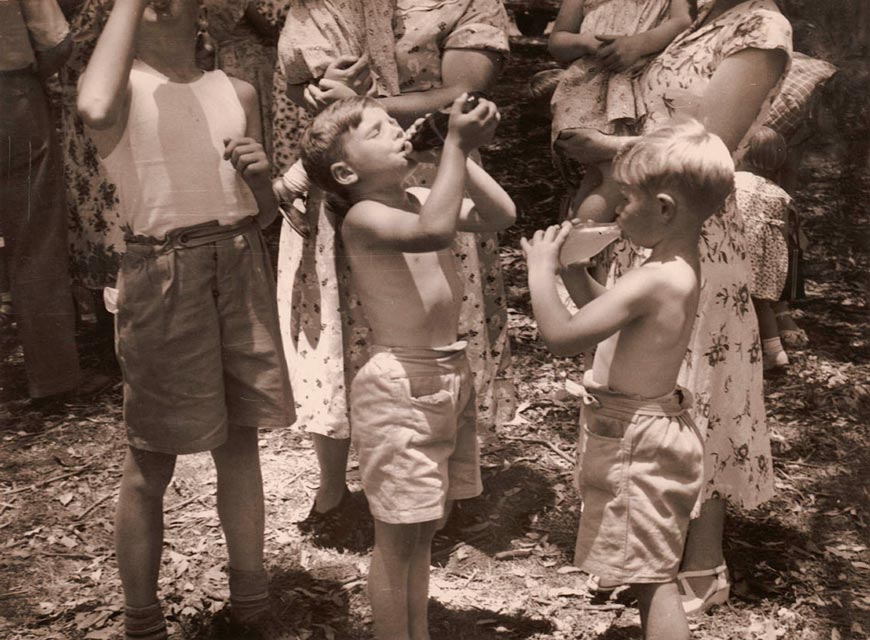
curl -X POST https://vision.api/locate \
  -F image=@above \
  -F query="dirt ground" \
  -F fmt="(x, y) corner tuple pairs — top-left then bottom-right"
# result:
(1, 37), (868, 640)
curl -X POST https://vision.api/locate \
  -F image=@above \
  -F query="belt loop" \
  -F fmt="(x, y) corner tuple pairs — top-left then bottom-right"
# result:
(579, 385), (602, 409)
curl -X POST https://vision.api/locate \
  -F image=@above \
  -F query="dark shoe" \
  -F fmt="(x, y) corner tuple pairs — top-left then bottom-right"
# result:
(296, 486), (353, 537)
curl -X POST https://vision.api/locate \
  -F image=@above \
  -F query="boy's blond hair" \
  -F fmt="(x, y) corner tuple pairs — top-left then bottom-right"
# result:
(614, 117), (735, 220)
(299, 95), (380, 198)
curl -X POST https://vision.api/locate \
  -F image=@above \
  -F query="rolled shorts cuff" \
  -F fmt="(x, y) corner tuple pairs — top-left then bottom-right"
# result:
(369, 502), (448, 525)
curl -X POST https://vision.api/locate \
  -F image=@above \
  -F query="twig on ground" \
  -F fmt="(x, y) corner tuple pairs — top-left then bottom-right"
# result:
(2, 456), (100, 496)
(165, 493), (207, 514)
(0, 589), (31, 600)
(77, 494), (113, 521)
(502, 436), (574, 464)
(495, 548), (534, 560)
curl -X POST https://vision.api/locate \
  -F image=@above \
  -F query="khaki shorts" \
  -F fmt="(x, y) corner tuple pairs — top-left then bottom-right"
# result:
(574, 373), (704, 584)
(116, 220), (294, 454)
(350, 341), (482, 524)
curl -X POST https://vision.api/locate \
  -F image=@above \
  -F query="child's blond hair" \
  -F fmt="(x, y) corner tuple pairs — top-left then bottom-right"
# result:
(741, 126), (788, 182)
(614, 117), (735, 220)
(299, 95), (380, 198)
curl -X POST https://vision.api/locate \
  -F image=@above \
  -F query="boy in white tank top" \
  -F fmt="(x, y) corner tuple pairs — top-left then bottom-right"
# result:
(78, 1), (293, 637)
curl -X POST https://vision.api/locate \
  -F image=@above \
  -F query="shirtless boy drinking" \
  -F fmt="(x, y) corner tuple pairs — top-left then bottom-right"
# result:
(523, 118), (734, 640)
(299, 94), (515, 640)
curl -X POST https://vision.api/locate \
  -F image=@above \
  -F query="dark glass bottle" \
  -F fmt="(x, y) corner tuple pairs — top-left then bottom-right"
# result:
(408, 92), (488, 152)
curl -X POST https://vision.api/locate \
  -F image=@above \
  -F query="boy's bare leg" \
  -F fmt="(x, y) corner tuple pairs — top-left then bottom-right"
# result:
(370, 519), (419, 640)
(312, 433), (350, 512)
(680, 497), (726, 598)
(115, 447), (176, 606)
(211, 425), (265, 572)
(436, 499), (454, 530)
(633, 582), (690, 640)
(408, 520), (439, 640)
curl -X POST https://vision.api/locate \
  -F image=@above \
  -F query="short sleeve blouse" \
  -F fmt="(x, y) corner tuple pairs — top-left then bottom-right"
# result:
(640, 0), (792, 158)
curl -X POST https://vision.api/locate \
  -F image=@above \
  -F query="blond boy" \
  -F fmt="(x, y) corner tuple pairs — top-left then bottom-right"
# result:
(523, 119), (734, 640)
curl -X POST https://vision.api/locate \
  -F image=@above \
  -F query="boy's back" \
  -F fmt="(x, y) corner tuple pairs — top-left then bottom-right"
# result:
(590, 258), (699, 398)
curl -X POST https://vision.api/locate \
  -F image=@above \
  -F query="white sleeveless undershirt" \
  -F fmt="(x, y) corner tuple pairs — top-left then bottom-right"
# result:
(101, 59), (258, 239)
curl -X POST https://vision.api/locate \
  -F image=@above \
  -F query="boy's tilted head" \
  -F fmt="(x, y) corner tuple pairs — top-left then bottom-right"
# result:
(300, 96), (415, 201)
(613, 117), (735, 227)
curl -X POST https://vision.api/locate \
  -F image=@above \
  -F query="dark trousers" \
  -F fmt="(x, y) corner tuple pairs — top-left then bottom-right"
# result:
(0, 70), (79, 397)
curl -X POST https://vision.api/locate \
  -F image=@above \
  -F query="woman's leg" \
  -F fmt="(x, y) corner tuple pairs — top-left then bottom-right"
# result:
(679, 497), (726, 597)
(571, 161), (622, 223)
(312, 433), (350, 512)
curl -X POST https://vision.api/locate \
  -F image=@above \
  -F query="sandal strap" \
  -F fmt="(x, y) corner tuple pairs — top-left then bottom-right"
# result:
(677, 562), (727, 580)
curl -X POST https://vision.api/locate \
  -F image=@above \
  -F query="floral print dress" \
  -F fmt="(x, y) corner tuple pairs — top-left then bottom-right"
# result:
(205, 0), (281, 160)
(60, 0), (124, 289)
(610, 0), (792, 509)
(276, 0), (516, 439)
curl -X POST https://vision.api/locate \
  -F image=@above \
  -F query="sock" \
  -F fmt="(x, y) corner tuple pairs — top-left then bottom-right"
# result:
(124, 602), (167, 640)
(762, 336), (785, 354)
(229, 567), (270, 624)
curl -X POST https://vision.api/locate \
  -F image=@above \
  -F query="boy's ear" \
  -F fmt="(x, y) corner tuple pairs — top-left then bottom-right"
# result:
(656, 192), (677, 224)
(331, 161), (359, 188)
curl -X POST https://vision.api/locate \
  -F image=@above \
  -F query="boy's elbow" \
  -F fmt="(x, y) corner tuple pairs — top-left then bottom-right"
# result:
(547, 38), (572, 64)
(499, 202), (518, 230)
(77, 98), (117, 130)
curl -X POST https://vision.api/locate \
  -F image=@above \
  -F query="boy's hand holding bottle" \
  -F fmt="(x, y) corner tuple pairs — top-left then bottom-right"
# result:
(445, 93), (500, 154)
(522, 222), (573, 275)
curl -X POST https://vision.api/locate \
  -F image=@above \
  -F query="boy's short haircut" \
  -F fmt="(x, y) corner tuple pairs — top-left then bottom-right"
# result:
(742, 126), (788, 181)
(613, 117), (735, 220)
(299, 95), (381, 198)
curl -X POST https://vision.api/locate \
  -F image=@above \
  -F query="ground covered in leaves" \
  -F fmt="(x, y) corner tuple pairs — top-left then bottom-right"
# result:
(1, 37), (869, 640)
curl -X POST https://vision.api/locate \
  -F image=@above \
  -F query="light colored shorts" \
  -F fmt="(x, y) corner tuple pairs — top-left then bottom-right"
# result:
(116, 219), (294, 455)
(574, 373), (704, 584)
(350, 341), (482, 524)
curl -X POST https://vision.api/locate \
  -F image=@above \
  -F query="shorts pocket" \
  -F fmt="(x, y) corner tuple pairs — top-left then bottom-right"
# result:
(579, 427), (624, 496)
(403, 374), (456, 443)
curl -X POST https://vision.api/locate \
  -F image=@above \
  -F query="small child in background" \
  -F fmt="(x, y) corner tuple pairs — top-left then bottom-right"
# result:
(735, 126), (792, 371)
(299, 94), (515, 639)
(523, 119), (734, 640)
(548, 0), (692, 221)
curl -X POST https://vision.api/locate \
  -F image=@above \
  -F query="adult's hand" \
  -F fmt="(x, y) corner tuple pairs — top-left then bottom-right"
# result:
(595, 34), (646, 73)
(322, 54), (373, 96)
(554, 128), (635, 165)
(303, 78), (359, 114)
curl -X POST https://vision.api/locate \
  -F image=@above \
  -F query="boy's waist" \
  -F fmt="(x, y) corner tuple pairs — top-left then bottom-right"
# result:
(124, 216), (258, 254)
(578, 371), (692, 418)
(369, 340), (469, 375)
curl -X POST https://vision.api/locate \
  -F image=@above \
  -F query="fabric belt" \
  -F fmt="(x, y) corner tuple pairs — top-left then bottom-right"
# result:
(124, 216), (257, 253)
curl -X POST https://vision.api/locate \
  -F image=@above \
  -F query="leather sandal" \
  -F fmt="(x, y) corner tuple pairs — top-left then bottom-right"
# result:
(677, 563), (730, 617)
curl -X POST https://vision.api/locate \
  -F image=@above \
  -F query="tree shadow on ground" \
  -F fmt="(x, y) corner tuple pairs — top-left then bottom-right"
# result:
(429, 598), (554, 639)
(435, 459), (559, 560)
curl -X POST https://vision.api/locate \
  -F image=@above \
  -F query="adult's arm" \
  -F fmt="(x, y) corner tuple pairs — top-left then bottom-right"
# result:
(697, 47), (788, 152)
(378, 48), (503, 128)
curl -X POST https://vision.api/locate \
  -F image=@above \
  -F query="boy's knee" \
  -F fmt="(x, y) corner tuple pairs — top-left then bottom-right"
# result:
(122, 449), (175, 498)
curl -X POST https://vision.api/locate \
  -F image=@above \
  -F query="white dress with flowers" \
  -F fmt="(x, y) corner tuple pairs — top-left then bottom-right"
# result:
(610, 0), (792, 509)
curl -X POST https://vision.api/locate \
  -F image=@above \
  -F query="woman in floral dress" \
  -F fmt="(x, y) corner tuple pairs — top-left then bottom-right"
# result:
(557, 0), (792, 614)
(60, 0), (123, 294)
(204, 0), (282, 159)
(275, 0), (516, 524)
